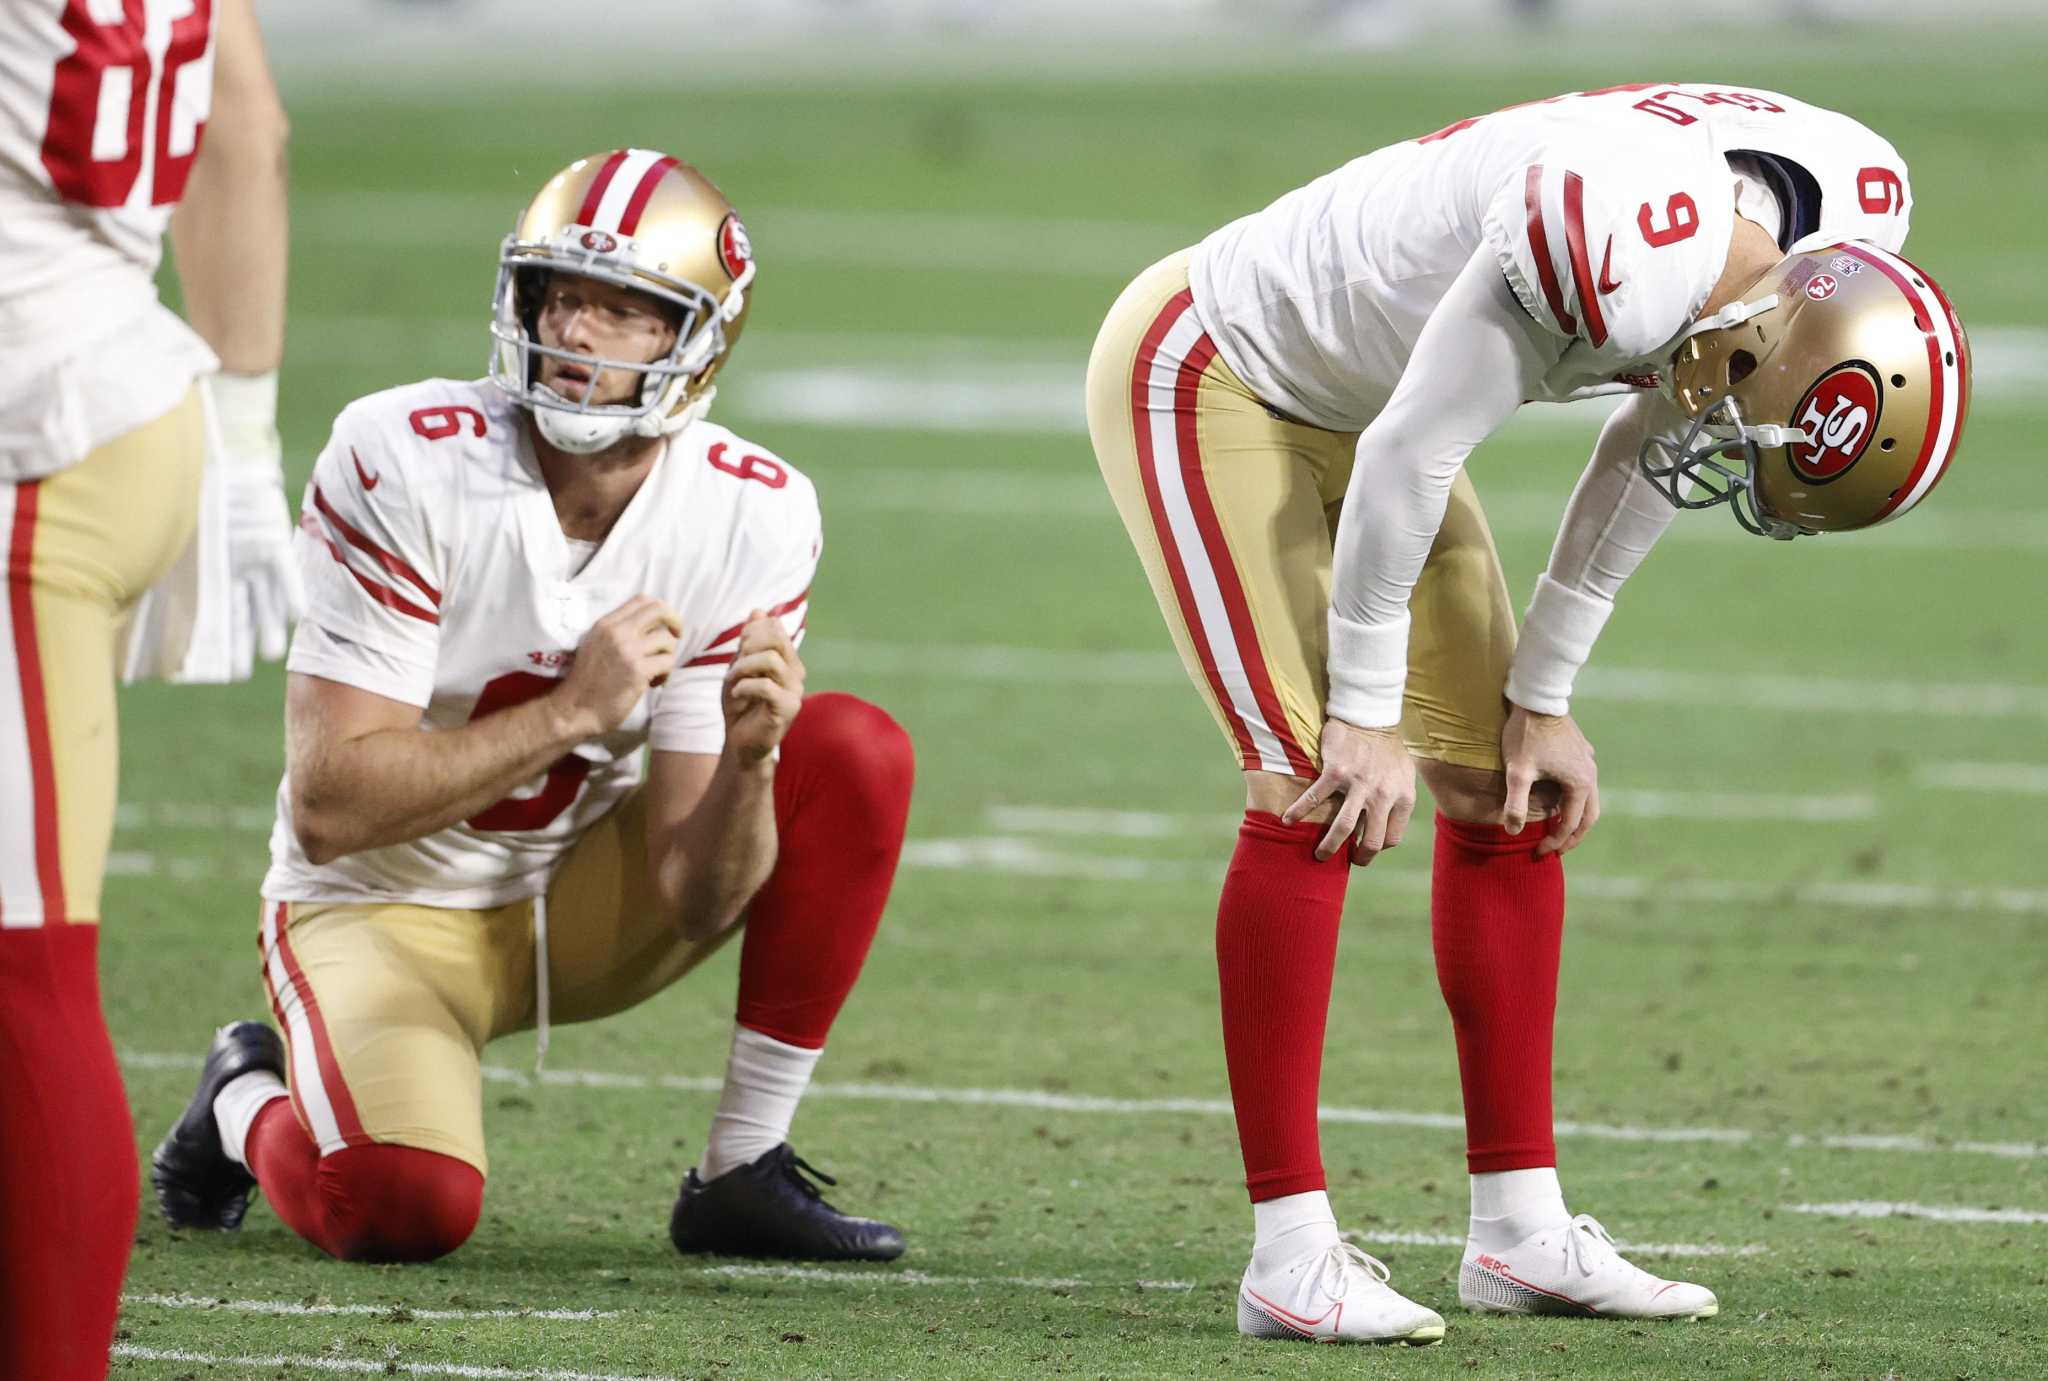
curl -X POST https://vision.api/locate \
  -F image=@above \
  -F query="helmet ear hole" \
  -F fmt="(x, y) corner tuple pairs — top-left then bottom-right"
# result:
(1727, 350), (1758, 387)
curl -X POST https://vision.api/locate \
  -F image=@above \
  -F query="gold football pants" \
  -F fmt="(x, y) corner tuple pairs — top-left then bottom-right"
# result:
(0, 391), (205, 927)
(260, 789), (734, 1175)
(1085, 249), (1517, 776)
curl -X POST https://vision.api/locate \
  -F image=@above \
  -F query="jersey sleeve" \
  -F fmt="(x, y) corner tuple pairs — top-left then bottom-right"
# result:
(1326, 249), (1559, 728)
(1482, 156), (1730, 370)
(1503, 390), (1690, 717)
(288, 406), (445, 706)
(648, 472), (823, 757)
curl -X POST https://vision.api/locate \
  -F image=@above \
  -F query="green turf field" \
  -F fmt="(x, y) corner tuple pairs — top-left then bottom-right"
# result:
(111, 33), (2046, 1379)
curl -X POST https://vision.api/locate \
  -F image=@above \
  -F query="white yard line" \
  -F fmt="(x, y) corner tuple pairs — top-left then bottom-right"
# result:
(118, 1052), (2048, 1160)
(691, 1264), (1191, 1290)
(95, 831), (2048, 914)
(807, 638), (2048, 722)
(991, 790), (1879, 834)
(109, 1346), (670, 1381)
(1345, 1229), (1767, 1259)
(1915, 762), (2048, 796)
(123, 1292), (611, 1321)
(1786, 1201), (2048, 1225)
(906, 835), (2048, 917)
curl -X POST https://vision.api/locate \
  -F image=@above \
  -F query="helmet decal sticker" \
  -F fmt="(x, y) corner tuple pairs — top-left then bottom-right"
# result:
(718, 212), (752, 281)
(1830, 254), (1863, 277)
(1804, 273), (1839, 301)
(1789, 362), (1883, 483)
(580, 230), (618, 253)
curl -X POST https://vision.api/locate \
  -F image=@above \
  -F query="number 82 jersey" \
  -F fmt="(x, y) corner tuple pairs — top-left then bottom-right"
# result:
(0, 0), (219, 478)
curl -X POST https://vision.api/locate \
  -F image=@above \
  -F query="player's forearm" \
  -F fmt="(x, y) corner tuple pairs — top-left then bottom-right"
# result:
(1505, 393), (1683, 716)
(1327, 254), (1543, 728)
(292, 693), (594, 863)
(652, 749), (778, 942)
(168, 0), (287, 374)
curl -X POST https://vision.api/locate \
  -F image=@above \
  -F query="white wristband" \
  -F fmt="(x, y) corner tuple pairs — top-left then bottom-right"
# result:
(1505, 573), (1614, 717)
(207, 370), (280, 463)
(1325, 610), (1410, 729)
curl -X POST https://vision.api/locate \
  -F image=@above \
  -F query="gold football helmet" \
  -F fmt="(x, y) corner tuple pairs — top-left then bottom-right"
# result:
(489, 149), (755, 453)
(1640, 240), (1969, 539)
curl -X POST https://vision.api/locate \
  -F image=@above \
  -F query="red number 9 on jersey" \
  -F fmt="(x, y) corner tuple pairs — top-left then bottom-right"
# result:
(1638, 192), (1700, 248)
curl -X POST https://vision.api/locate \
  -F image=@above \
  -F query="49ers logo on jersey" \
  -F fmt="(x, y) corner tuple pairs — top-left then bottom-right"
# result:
(718, 212), (752, 280)
(1788, 363), (1882, 484)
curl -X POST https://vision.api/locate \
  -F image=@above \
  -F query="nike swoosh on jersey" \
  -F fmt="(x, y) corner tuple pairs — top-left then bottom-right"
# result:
(1596, 237), (1623, 295)
(352, 448), (381, 490)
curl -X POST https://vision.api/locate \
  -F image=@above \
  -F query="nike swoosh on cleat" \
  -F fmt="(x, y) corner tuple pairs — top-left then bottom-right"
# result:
(352, 448), (380, 490)
(1245, 1288), (1340, 1337)
(1597, 236), (1623, 295)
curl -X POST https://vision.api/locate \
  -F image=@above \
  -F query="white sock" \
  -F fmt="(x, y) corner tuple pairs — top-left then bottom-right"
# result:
(1250, 1190), (1341, 1270)
(1467, 1166), (1570, 1250)
(700, 1026), (823, 1181)
(212, 1070), (289, 1168)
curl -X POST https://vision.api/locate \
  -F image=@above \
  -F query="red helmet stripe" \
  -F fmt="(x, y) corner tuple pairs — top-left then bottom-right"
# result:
(1839, 243), (1962, 521)
(575, 150), (632, 227)
(1523, 165), (1576, 336)
(616, 155), (681, 237)
(1561, 171), (1608, 348)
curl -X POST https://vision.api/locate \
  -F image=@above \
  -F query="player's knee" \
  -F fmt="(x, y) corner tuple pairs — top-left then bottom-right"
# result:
(318, 1144), (484, 1264)
(792, 693), (915, 802)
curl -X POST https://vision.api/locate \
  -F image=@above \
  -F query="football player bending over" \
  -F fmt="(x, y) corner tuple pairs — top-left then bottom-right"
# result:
(2, 1), (298, 1374)
(153, 152), (913, 1267)
(1086, 83), (1966, 1344)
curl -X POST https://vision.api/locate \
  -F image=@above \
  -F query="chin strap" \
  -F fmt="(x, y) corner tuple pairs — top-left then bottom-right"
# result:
(1683, 291), (1780, 340)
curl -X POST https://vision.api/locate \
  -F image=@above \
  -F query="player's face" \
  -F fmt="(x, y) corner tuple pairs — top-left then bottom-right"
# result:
(534, 275), (681, 407)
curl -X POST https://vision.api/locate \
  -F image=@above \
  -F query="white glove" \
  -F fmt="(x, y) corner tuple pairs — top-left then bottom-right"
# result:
(208, 371), (304, 678)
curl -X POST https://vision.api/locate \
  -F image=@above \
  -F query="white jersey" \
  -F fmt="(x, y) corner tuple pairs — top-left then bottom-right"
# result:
(0, 0), (219, 480)
(1190, 83), (1912, 431)
(261, 380), (821, 909)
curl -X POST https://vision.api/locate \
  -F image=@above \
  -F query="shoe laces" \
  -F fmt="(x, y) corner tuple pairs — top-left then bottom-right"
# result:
(775, 1147), (839, 1201)
(1561, 1213), (1619, 1278)
(1315, 1243), (1394, 1301)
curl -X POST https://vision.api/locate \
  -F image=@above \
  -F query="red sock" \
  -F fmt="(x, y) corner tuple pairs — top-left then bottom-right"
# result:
(0, 926), (136, 1381)
(734, 692), (913, 1049)
(246, 1102), (482, 1263)
(1431, 812), (1565, 1173)
(1216, 811), (1350, 1202)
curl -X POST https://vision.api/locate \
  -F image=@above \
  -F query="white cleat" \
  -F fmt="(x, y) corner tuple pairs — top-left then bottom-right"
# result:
(1460, 1213), (1719, 1320)
(1238, 1242), (1447, 1345)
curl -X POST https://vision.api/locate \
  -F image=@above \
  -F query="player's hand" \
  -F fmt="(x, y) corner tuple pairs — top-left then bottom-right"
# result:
(1501, 703), (1599, 857)
(722, 610), (805, 766)
(211, 372), (304, 679)
(563, 595), (681, 736)
(1281, 717), (1415, 865)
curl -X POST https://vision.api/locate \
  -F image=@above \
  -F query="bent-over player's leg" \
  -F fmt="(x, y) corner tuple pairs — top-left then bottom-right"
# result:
(157, 900), (496, 1263)
(1403, 487), (1715, 1320)
(542, 692), (914, 1261)
(0, 395), (203, 1379)
(1087, 253), (1441, 1346)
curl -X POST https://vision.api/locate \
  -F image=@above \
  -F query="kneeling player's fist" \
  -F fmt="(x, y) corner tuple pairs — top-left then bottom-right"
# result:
(723, 610), (805, 765)
(564, 595), (683, 736)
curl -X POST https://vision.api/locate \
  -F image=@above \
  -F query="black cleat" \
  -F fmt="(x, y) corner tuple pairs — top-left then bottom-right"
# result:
(150, 1021), (285, 1232)
(670, 1144), (905, 1262)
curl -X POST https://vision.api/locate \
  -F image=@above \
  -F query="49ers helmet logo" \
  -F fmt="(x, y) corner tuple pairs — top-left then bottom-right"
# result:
(717, 212), (752, 280)
(579, 229), (618, 253)
(1788, 362), (1882, 484)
